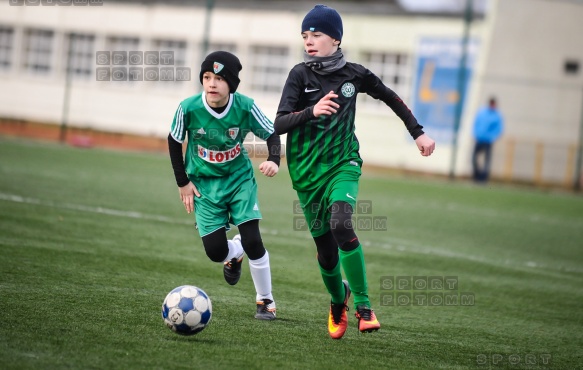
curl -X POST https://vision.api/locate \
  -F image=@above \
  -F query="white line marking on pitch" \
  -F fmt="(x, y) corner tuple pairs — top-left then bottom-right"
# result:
(0, 192), (191, 225)
(2, 192), (581, 274)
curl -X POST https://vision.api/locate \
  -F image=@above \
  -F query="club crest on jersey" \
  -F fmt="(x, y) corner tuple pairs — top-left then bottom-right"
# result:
(341, 82), (355, 98)
(228, 127), (239, 140)
(198, 143), (241, 163)
(213, 62), (224, 74)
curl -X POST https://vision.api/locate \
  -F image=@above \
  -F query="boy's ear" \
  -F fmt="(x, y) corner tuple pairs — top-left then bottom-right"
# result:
(333, 40), (340, 45)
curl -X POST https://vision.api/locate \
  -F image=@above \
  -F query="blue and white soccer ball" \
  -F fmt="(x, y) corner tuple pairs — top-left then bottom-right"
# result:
(161, 285), (212, 335)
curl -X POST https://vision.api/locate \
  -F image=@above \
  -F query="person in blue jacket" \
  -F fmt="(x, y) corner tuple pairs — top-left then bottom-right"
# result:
(472, 97), (504, 182)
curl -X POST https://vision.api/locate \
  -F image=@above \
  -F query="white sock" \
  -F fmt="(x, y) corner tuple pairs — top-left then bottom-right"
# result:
(249, 251), (274, 304)
(222, 239), (244, 263)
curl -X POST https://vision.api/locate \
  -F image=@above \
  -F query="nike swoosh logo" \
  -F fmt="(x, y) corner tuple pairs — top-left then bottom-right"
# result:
(346, 193), (356, 201)
(365, 318), (379, 325)
(304, 88), (319, 93)
(328, 319), (340, 333)
(328, 315), (344, 333)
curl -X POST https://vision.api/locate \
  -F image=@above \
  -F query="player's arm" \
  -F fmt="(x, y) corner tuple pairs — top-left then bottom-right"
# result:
(274, 68), (317, 134)
(414, 134), (435, 157)
(274, 91), (340, 134)
(168, 134), (200, 214)
(362, 69), (424, 138)
(248, 102), (281, 177)
(362, 69), (435, 156)
(168, 134), (189, 188)
(274, 108), (314, 134)
(265, 133), (281, 167)
(259, 133), (281, 177)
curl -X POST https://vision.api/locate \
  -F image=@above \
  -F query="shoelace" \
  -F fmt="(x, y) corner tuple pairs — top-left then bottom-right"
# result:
(357, 307), (372, 321)
(225, 258), (239, 269)
(258, 299), (273, 312)
(330, 303), (348, 324)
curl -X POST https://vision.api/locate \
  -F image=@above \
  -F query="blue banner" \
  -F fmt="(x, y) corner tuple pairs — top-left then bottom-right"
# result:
(412, 37), (479, 144)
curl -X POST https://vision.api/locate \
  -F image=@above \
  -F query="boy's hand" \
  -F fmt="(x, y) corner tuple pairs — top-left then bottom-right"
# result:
(415, 134), (435, 157)
(259, 161), (279, 177)
(178, 181), (200, 214)
(313, 91), (339, 117)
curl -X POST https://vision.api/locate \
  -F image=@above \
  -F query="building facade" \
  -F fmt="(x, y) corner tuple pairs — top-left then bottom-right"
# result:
(0, 0), (581, 187)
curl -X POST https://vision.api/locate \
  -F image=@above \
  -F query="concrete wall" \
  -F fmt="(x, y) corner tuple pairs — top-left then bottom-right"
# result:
(456, 0), (583, 184)
(1, 0), (581, 185)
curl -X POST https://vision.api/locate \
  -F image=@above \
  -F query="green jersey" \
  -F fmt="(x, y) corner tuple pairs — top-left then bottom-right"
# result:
(170, 92), (275, 179)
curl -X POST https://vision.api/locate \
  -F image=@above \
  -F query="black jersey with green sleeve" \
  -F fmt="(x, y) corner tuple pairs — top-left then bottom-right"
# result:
(170, 92), (275, 178)
(275, 62), (425, 192)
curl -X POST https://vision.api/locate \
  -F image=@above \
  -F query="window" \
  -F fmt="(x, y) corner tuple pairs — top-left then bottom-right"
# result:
(102, 36), (140, 82)
(104, 35), (140, 65)
(0, 26), (14, 70)
(106, 35), (139, 52)
(65, 33), (95, 78)
(145, 39), (189, 84)
(249, 45), (289, 93)
(152, 39), (187, 67)
(23, 28), (54, 74)
(361, 51), (411, 106)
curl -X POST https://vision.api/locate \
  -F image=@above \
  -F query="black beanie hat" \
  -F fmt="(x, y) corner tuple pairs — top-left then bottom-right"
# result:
(199, 51), (242, 93)
(301, 4), (343, 41)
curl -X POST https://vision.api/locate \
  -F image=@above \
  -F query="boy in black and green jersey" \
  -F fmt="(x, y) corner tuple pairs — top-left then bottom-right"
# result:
(275, 5), (435, 338)
(168, 51), (281, 320)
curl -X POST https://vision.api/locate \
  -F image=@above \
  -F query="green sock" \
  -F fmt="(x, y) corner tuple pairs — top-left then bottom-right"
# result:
(339, 245), (370, 309)
(318, 258), (345, 304)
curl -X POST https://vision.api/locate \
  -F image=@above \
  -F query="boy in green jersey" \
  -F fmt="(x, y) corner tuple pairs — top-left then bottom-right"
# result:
(275, 5), (435, 338)
(168, 51), (281, 320)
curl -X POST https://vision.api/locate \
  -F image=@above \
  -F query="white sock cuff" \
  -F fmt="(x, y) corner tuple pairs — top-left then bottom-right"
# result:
(223, 239), (244, 263)
(257, 293), (275, 303)
(249, 250), (269, 268)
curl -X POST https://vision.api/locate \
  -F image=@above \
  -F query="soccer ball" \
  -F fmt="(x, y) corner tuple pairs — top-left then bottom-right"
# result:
(161, 285), (212, 335)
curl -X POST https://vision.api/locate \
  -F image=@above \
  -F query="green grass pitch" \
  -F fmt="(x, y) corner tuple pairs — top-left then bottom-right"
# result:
(0, 136), (582, 369)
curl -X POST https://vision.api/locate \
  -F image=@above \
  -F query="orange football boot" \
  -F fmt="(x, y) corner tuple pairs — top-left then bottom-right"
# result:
(328, 280), (351, 339)
(355, 305), (380, 333)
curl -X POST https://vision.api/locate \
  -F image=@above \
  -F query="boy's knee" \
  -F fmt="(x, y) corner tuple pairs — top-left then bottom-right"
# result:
(314, 231), (339, 270)
(317, 252), (338, 271)
(201, 229), (229, 262)
(329, 201), (358, 251)
(239, 220), (266, 260)
(241, 233), (265, 260)
(203, 241), (228, 262)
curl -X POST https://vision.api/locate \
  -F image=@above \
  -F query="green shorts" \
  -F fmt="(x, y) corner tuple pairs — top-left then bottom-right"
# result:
(191, 166), (262, 237)
(296, 164), (361, 237)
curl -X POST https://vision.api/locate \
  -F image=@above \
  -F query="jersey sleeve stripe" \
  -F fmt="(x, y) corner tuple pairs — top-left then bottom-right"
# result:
(251, 103), (274, 134)
(171, 104), (185, 143)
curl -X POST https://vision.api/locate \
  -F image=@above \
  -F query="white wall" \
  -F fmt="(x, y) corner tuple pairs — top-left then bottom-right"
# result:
(456, 0), (583, 183)
(1, 0), (581, 185)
